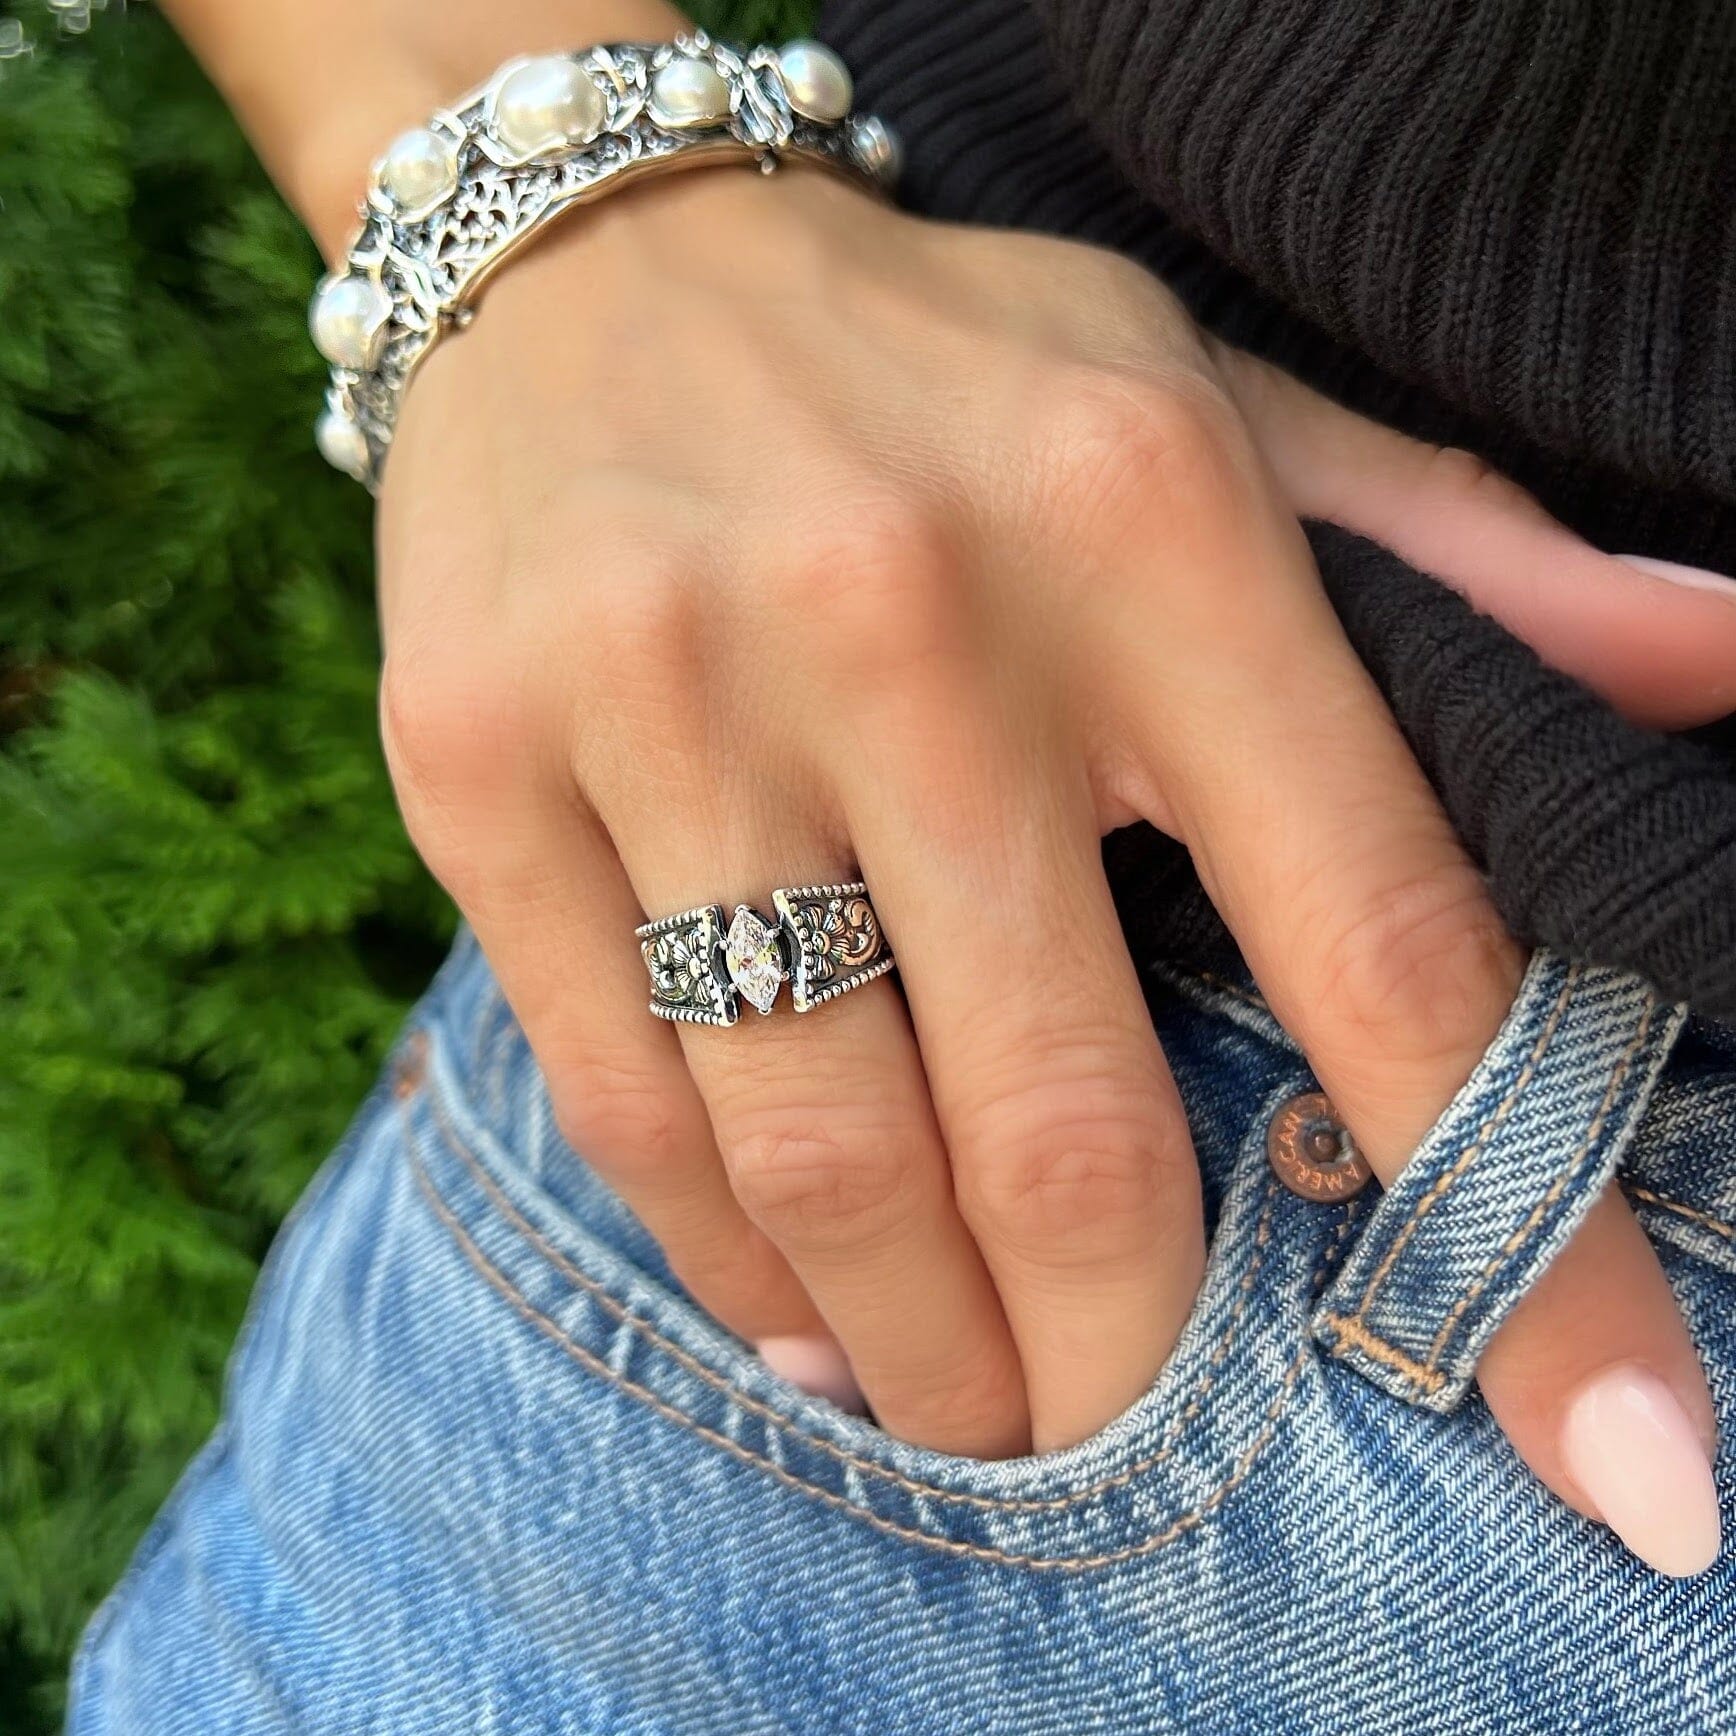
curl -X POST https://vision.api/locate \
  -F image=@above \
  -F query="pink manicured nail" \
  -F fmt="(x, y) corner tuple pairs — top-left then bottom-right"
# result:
(1560, 1364), (1722, 1577)
(1617, 554), (1736, 604)
(757, 1333), (866, 1412)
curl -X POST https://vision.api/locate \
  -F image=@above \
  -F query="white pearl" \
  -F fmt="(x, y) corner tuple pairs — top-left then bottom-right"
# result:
(378, 126), (458, 214)
(315, 407), (371, 480)
(777, 41), (853, 124)
(648, 56), (733, 130)
(491, 56), (606, 159)
(309, 273), (391, 372)
(849, 116), (903, 183)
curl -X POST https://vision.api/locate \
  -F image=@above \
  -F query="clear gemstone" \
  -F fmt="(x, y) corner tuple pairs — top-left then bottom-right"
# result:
(724, 906), (785, 1015)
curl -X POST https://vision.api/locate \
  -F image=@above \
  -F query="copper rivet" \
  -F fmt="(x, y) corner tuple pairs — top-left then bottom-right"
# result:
(393, 1029), (429, 1099)
(1266, 1090), (1371, 1202)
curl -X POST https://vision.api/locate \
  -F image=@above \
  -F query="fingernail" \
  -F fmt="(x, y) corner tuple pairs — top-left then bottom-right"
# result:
(1560, 1364), (1722, 1577)
(757, 1333), (865, 1412)
(1617, 554), (1736, 604)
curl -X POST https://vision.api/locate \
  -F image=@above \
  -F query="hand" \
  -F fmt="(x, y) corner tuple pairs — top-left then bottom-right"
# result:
(377, 166), (1731, 1559)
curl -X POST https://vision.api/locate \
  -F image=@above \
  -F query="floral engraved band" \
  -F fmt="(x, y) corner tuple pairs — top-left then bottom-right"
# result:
(308, 33), (901, 490)
(636, 883), (895, 1026)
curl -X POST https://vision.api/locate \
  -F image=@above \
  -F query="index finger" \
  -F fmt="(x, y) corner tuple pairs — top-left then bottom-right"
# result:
(1110, 498), (1719, 1572)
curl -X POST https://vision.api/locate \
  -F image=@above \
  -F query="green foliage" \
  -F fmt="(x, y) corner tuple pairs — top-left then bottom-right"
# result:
(0, 0), (812, 1723)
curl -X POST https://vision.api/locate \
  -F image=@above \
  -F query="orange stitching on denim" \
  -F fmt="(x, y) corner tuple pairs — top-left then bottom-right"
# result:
(1313, 1311), (1447, 1395)
(423, 1082), (1275, 1513)
(410, 1149), (1325, 1573)
(1625, 1184), (1736, 1242)
(1350, 967), (1580, 1322)
(1422, 1000), (1656, 1370)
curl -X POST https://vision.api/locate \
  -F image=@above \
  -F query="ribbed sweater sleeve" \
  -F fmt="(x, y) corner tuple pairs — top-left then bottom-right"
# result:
(818, 0), (1736, 1017)
(1029, 0), (1736, 513)
(1099, 528), (1736, 1017)
(1310, 525), (1736, 1014)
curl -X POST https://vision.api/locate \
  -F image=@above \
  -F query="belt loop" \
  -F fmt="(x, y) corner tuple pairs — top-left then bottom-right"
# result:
(1310, 953), (1686, 1412)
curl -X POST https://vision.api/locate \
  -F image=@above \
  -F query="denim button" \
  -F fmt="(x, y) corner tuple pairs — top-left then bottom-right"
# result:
(1266, 1091), (1370, 1201)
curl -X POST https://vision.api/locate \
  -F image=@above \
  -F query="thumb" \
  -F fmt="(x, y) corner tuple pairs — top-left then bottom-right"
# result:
(1216, 347), (1736, 730)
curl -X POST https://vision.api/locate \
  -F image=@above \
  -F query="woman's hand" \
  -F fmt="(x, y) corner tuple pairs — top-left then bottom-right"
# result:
(379, 166), (1730, 1564)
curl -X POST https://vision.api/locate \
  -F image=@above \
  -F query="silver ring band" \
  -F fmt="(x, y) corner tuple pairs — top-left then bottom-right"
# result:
(636, 882), (894, 1026)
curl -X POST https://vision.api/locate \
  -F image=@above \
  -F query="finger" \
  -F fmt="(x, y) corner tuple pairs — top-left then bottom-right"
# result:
(619, 803), (1032, 1460)
(1095, 434), (1522, 1157)
(378, 659), (818, 1342)
(842, 672), (1205, 1456)
(1099, 454), (1714, 1559)
(1480, 1186), (1720, 1577)
(1215, 345), (1736, 729)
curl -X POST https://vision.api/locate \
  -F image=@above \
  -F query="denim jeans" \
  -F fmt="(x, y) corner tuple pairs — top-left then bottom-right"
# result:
(69, 931), (1736, 1732)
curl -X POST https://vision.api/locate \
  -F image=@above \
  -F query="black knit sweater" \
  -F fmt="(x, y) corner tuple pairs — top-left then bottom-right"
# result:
(819, 0), (1736, 1017)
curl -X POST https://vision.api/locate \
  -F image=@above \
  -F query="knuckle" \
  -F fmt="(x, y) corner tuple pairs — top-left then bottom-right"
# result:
(379, 652), (466, 794)
(1420, 445), (1528, 514)
(572, 542), (714, 777)
(955, 1065), (1177, 1255)
(379, 649), (534, 854)
(583, 546), (711, 696)
(1033, 370), (1252, 557)
(725, 1114), (911, 1251)
(1309, 865), (1519, 1063)
(551, 1055), (689, 1180)
(769, 493), (966, 685)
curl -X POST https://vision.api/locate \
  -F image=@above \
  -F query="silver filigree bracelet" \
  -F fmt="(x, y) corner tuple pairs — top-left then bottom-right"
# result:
(308, 33), (900, 490)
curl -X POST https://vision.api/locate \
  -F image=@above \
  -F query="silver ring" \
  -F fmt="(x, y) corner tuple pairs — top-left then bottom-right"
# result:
(636, 882), (894, 1026)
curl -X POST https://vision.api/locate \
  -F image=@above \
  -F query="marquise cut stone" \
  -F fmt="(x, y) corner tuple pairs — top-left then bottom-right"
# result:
(725, 906), (785, 1015)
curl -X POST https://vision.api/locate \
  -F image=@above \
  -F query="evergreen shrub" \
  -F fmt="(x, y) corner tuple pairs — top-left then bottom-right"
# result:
(0, 1), (812, 1722)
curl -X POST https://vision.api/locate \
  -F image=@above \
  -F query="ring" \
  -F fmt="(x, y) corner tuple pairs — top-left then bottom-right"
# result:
(636, 882), (894, 1025)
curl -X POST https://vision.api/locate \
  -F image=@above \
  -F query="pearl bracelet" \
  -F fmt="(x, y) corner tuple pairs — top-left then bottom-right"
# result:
(307, 32), (900, 490)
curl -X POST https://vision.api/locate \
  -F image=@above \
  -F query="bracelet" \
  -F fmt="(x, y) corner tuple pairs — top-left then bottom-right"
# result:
(307, 32), (900, 491)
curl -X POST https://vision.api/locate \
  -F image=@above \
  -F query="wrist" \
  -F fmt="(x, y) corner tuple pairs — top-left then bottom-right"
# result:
(163, 0), (690, 261)
(305, 33), (893, 487)
(284, 50), (453, 264)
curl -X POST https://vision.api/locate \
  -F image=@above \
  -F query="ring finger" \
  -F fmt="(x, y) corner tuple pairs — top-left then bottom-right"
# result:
(615, 785), (1032, 1459)
(379, 677), (816, 1345)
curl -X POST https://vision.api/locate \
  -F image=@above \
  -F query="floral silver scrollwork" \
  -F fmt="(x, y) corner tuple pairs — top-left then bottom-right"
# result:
(736, 44), (798, 153)
(637, 881), (895, 1027)
(635, 905), (740, 1026)
(773, 882), (895, 1013)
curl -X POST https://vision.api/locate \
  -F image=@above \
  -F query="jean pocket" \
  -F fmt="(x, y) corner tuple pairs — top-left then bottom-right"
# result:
(408, 1018), (1363, 1574)
(1620, 1017), (1736, 1283)
(1310, 952), (1686, 1412)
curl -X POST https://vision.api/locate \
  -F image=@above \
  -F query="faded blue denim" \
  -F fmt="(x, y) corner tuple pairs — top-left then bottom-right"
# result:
(69, 932), (1736, 1732)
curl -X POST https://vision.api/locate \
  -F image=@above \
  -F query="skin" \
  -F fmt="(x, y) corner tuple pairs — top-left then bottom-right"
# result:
(167, 0), (1736, 1542)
